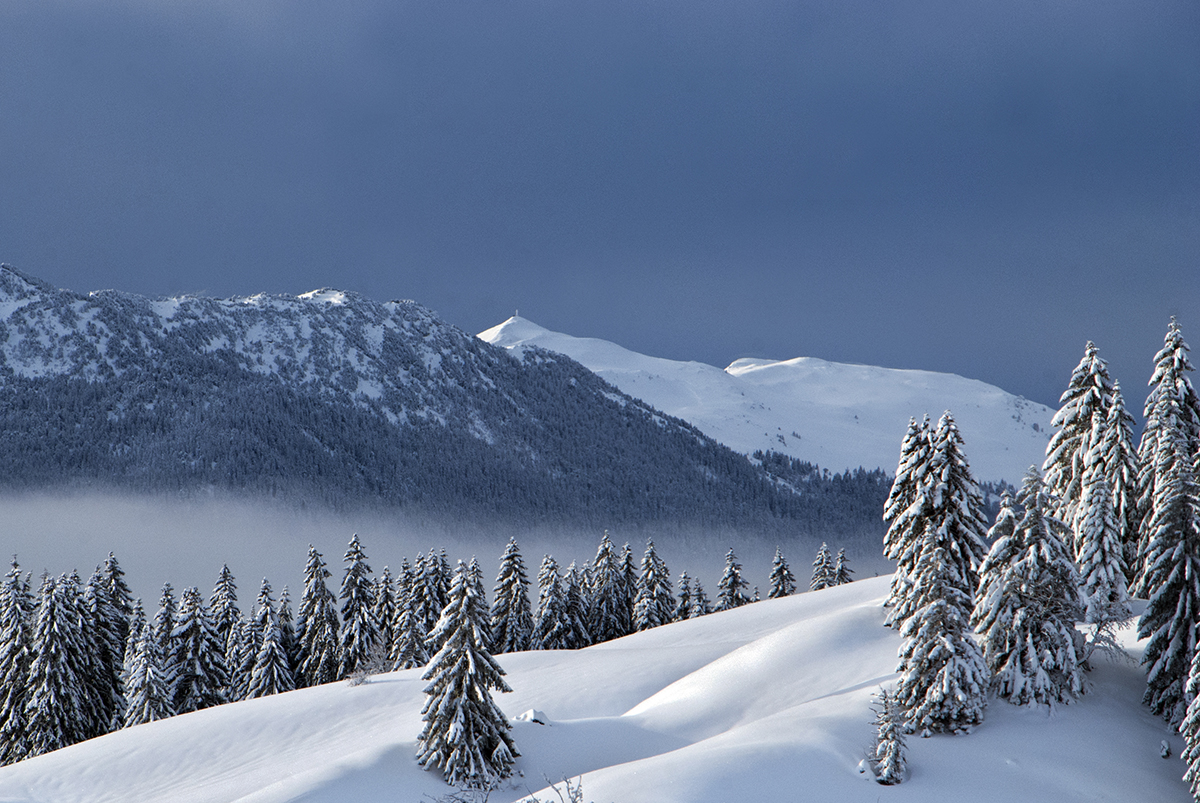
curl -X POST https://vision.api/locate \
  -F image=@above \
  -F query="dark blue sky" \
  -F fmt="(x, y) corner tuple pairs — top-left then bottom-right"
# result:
(1, 0), (1197, 413)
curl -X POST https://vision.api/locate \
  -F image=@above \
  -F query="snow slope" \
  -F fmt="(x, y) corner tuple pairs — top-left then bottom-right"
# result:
(479, 317), (1054, 485)
(0, 576), (1187, 803)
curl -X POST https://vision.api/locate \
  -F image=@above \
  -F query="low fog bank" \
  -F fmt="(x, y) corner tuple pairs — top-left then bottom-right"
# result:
(0, 492), (889, 605)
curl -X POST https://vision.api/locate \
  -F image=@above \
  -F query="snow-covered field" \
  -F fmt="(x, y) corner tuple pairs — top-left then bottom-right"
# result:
(480, 317), (1055, 485)
(0, 576), (1186, 803)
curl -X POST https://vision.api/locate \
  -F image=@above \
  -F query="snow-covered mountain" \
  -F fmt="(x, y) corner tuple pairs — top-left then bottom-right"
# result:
(0, 266), (869, 532)
(480, 317), (1055, 485)
(0, 576), (1184, 802)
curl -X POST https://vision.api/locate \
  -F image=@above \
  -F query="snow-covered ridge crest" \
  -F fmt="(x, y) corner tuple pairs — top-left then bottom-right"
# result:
(480, 316), (1054, 484)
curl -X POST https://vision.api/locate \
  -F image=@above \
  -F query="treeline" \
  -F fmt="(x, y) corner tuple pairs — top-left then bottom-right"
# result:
(0, 531), (855, 766)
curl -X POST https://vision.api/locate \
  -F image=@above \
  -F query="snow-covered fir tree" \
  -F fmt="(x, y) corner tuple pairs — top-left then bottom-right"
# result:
(415, 550), (451, 647)
(1138, 407), (1200, 725)
(467, 558), (493, 652)
(768, 547), (796, 599)
(24, 574), (92, 754)
(153, 583), (177, 655)
(810, 543), (835, 591)
(883, 416), (933, 614)
(1077, 427), (1131, 625)
(674, 572), (694, 621)
(1103, 382), (1142, 585)
(416, 560), (518, 789)
(690, 580), (712, 618)
(633, 539), (674, 631)
(210, 565), (240, 669)
(277, 586), (298, 675)
(392, 562), (431, 670)
(717, 548), (750, 611)
(247, 579), (296, 698)
(562, 562), (592, 648)
(490, 539), (533, 654)
(372, 568), (397, 662)
(338, 534), (378, 679)
(229, 615), (258, 703)
(1044, 341), (1118, 549)
(98, 553), (134, 643)
(972, 469), (1086, 707)
(888, 412), (988, 630)
(532, 555), (571, 651)
(833, 549), (854, 586)
(896, 525), (988, 736)
(871, 688), (907, 785)
(83, 566), (127, 737)
(169, 586), (229, 714)
(122, 618), (173, 728)
(618, 543), (638, 634)
(296, 545), (341, 688)
(587, 531), (629, 643)
(0, 559), (32, 765)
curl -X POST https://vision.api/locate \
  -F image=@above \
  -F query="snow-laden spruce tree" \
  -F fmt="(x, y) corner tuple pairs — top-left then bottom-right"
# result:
(896, 525), (988, 736)
(1044, 342), (1117, 548)
(296, 545), (341, 688)
(414, 550), (450, 644)
(810, 543), (835, 591)
(690, 581), (712, 618)
(247, 579), (295, 698)
(210, 565), (241, 667)
(99, 553), (134, 643)
(834, 549), (854, 586)
(24, 573), (94, 754)
(889, 413), (988, 630)
(278, 586), (298, 674)
(169, 586), (228, 714)
(561, 562), (592, 648)
(490, 539), (533, 654)
(1102, 382), (1142, 585)
(973, 469), (1086, 707)
(768, 547), (796, 599)
(1180, 648), (1200, 800)
(1077, 424), (1132, 625)
(674, 572), (694, 621)
(532, 556), (571, 650)
(871, 688), (907, 785)
(372, 568), (397, 662)
(121, 618), (174, 728)
(618, 544), (638, 632)
(0, 559), (32, 765)
(883, 416), (933, 614)
(392, 559), (430, 670)
(633, 539), (674, 631)
(339, 534), (378, 679)
(228, 614), (258, 702)
(588, 531), (628, 643)
(1138, 410), (1200, 725)
(83, 565), (128, 737)
(416, 560), (518, 789)
(717, 548), (750, 611)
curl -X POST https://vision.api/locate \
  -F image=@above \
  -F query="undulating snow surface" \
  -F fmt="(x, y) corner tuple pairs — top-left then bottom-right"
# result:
(480, 317), (1054, 485)
(0, 576), (1186, 803)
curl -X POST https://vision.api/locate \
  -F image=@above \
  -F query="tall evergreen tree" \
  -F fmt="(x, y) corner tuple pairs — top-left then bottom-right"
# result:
(973, 469), (1086, 707)
(690, 580), (712, 618)
(1103, 382), (1142, 585)
(415, 549), (450, 644)
(633, 539), (674, 631)
(339, 534), (378, 679)
(24, 574), (92, 754)
(768, 547), (796, 599)
(277, 586), (298, 675)
(674, 572), (694, 622)
(467, 558), (492, 652)
(372, 568), (398, 662)
(562, 562), (592, 648)
(0, 559), (32, 765)
(98, 553), (134, 656)
(169, 586), (229, 714)
(588, 531), (628, 643)
(210, 565), (240, 670)
(810, 543), (835, 591)
(247, 579), (295, 698)
(229, 615), (258, 703)
(833, 549), (854, 586)
(490, 539), (534, 654)
(618, 543), (638, 635)
(296, 545), (340, 688)
(416, 561), (518, 789)
(121, 619), (173, 728)
(895, 526), (988, 735)
(532, 556), (571, 651)
(83, 566), (125, 737)
(392, 561), (430, 671)
(883, 416), (933, 614)
(1077, 426), (1131, 625)
(888, 412), (988, 629)
(1044, 341), (1118, 549)
(716, 548), (750, 611)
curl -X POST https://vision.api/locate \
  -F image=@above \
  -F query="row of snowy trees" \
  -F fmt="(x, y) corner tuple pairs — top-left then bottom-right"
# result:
(875, 320), (1200, 796)
(0, 529), (852, 769)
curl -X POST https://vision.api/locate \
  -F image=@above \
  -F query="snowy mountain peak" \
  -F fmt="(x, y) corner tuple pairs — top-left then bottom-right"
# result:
(480, 317), (1054, 485)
